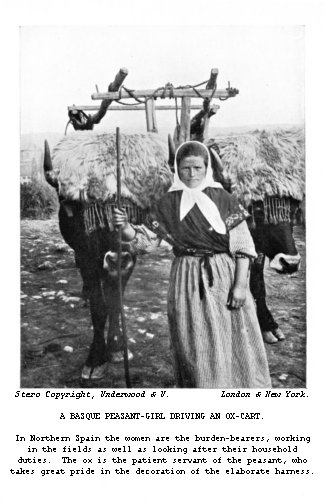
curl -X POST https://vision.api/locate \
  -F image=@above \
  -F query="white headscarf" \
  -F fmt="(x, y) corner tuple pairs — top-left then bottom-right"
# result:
(168, 141), (226, 234)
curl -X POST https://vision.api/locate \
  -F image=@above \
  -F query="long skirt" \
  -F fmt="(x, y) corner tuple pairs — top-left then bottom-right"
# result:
(167, 253), (271, 388)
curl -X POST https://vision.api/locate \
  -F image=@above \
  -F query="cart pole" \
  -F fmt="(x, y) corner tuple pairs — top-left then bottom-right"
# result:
(116, 127), (131, 388)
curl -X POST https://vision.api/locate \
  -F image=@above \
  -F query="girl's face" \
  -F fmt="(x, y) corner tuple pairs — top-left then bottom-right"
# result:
(178, 155), (207, 189)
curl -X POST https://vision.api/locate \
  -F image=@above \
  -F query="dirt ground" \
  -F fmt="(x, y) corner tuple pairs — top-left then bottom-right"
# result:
(20, 217), (306, 389)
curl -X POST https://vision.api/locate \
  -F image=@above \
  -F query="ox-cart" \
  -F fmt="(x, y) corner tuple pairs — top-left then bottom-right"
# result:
(43, 67), (304, 385)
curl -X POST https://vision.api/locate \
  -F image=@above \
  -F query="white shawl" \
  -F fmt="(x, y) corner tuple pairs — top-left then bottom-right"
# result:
(168, 141), (226, 234)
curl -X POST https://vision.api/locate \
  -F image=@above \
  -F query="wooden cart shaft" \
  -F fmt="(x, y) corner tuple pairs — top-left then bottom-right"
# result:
(91, 87), (237, 101)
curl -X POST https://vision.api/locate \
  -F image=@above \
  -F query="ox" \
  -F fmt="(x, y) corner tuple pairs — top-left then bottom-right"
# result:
(44, 132), (172, 379)
(206, 128), (304, 343)
(44, 128), (304, 381)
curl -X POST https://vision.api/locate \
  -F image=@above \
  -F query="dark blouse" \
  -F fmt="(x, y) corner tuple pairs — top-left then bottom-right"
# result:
(144, 187), (250, 254)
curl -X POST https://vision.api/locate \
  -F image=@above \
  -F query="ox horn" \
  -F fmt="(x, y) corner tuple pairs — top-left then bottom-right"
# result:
(209, 147), (224, 172)
(168, 134), (176, 172)
(43, 140), (58, 188)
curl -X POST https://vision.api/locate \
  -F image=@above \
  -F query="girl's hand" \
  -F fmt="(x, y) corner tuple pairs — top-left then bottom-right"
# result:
(227, 285), (246, 309)
(112, 207), (129, 230)
(112, 208), (136, 241)
(228, 257), (249, 309)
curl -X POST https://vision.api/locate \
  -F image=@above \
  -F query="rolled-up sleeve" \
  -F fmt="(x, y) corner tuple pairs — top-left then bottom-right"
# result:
(126, 225), (161, 255)
(229, 221), (257, 260)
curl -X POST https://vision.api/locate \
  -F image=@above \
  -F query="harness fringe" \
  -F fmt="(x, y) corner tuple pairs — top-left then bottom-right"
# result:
(83, 197), (148, 236)
(262, 196), (291, 225)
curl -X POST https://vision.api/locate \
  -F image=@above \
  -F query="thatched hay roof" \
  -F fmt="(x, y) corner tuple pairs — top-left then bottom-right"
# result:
(52, 128), (305, 210)
(208, 127), (305, 205)
(52, 131), (172, 208)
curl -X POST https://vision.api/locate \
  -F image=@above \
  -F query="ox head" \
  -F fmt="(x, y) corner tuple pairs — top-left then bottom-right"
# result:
(103, 250), (134, 279)
(266, 223), (301, 274)
(248, 199), (301, 274)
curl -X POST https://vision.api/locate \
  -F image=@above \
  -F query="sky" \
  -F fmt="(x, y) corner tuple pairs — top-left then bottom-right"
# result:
(20, 25), (304, 136)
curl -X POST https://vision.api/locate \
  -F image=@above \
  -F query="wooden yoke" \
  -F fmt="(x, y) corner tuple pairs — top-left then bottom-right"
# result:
(178, 97), (191, 145)
(68, 68), (129, 131)
(68, 104), (212, 112)
(86, 68), (238, 139)
(91, 68), (129, 125)
(145, 98), (158, 133)
(202, 68), (219, 140)
(176, 69), (218, 146)
(92, 87), (237, 100)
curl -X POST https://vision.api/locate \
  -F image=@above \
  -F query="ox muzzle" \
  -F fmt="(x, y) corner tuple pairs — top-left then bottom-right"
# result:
(269, 253), (301, 274)
(103, 251), (134, 278)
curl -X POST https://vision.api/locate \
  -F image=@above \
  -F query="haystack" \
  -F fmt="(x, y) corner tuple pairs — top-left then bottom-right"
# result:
(52, 131), (172, 208)
(209, 127), (305, 206)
